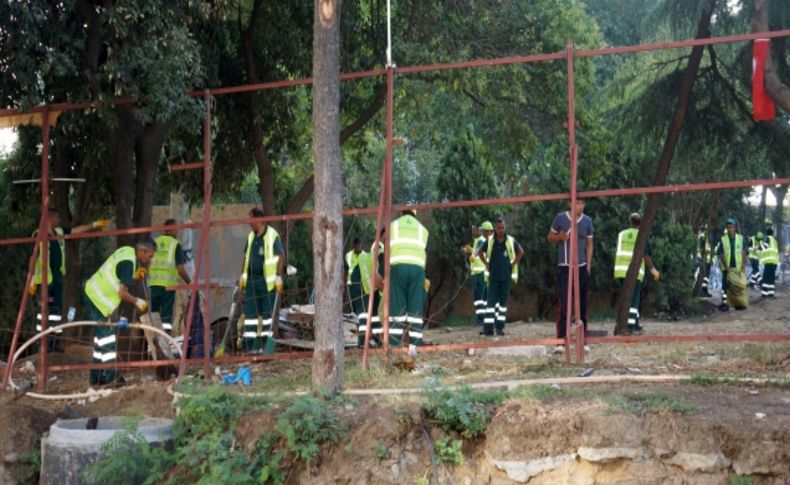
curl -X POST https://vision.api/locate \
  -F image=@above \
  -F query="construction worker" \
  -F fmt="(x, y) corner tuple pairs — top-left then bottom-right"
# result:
(30, 208), (109, 349)
(476, 217), (523, 336)
(360, 230), (385, 346)
(344, 238), (371, 346)
(716, 217), (747, 311)
(239, 207), (285, 353)
(149, 219), (192, 335)
(548, 198), (594, 340)
(759, 224), (779, 298)
(748, 231), (764, 288)
(387, 209), (429, 346)
(463, 222), (492, 327)
(84, 238), (156, 386)
(613, 213), (660, 334)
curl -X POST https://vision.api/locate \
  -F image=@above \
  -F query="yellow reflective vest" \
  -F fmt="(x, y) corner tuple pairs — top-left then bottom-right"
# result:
(390, 215), (428, 268)
(721, 234), (744, 269)
(346, 250), (372, 295)
(149, 234), (179, 288)
(613, 228), (645, 282)
(85, 246), (137, 318)
(759, 235), (779, 265)
(242, 227), (281, 292)
(33, 227), (66, 285)
(470, 235), (486, 275)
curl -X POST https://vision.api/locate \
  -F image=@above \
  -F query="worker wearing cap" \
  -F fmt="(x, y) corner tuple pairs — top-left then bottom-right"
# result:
(716, 217), (747, 310)
(477, 217), (524, 336)
(30, 208), (110, 350)
(84, 238), (156, 386)
(149, 219), (192, 335)
(748, 231), (764, 288)
(758, 222), (779, 298)
(464, 222), (492, 327)
(239, 207), (285, 353)
(613, 213), (660, 334)
(387, 209), (429, 346)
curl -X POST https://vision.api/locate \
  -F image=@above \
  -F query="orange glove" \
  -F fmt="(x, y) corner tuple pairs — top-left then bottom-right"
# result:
(275, 276), (284, 293)
(28, 282), (37, 296)
(92, 219), (110, 229)
(133, 267), (147, 280)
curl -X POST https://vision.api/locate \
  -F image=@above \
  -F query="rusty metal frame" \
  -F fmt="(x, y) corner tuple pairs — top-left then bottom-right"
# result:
(2, 28), (790, 387)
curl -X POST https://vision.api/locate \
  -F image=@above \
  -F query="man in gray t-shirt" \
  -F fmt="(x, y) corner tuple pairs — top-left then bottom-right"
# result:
(547, 198), (594, 340)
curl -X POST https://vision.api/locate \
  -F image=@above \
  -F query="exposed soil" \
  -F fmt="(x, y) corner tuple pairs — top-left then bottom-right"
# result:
(1, 286), (789, 483)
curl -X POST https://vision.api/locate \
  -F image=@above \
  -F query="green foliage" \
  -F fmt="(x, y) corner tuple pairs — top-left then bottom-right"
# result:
(422, 380), (505, 438)
(730, 474), (752, 485)
(433, 437), (465, 465)
(375, 442), (391, 460)
(610, 393), (696, 415)
(414, 475), (431, 485)
(274, 396), (346, 464)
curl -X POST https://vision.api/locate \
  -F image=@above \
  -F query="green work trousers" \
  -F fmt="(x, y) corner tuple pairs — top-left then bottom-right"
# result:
(86, 296), (116, 385)
(150, 285), (175, 335)
(484, 279), (510, 335)
(389, 264), (425, 346)
(241, 277), (274, 354)
(761, 263), (776, 297)
(357, 291), (381, 347)
(471, 273), (486, 326)
(617, 278), (643, 331)
(35, 277), (64, 351)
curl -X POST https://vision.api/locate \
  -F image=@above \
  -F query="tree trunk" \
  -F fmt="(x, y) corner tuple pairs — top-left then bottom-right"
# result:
(773, 185), (787, 248)
(759, 184), (768, 223)
(112, 106), (142, 247)
(753, 0), (790, 112)
(133, 122), (166, 231)
(311, 0), (344, 396)
(615, 0), (716, 335)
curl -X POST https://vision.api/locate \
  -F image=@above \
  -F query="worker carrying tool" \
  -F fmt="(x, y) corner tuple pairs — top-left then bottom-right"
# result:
(385, 209), (429, 346)
(239, 207), (284, 354)
(149, 219), (192, 335)
(30, 208), (109, 350)
(463, 221), (493, 327)
(476, 217), (523, 336)
(613, 213), (660, 334)
(84, 238), (156, 386)
(717, 217), (748, 311)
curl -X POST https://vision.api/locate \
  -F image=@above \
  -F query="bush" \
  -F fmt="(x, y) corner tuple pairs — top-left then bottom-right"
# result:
(422, 379), (504, 438)
(434, 437), (464, 465)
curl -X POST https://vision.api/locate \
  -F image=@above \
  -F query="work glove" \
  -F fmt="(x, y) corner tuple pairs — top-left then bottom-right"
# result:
(134, 298), (148, 313)
(286, 264), (298, 276)
(133, 267), (147, 280)
(275, 275), (284, 293)
(239, 273), (248, 291)
(28, 282), (37, 296)
(462, 245), (473, 255)
(424, 278), (431, 292)
(92, 219), (110, 230)
(650, 268), (661, 281)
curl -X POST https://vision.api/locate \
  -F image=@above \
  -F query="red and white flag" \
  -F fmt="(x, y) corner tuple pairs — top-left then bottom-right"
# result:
(753, 38), (776, 121)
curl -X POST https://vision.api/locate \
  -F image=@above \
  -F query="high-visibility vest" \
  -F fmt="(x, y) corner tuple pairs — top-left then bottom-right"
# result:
(390, 215), (428, 268)
(346, 250), (372, 294)
(149, 234), (180, 288)
(748, 236), (759, 260)
(721, 234), (744, 268)
(242, 226), (281, 291)
(759, 235), (779, 265)
(33, 227), (66, 285)
(486, 235), (519, 283)
(470, 236), (486, 275)
(85, 246), (137, 318)
(613, 228), (645, 282)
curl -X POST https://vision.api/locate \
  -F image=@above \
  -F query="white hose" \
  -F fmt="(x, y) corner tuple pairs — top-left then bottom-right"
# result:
(8, 321), (181, 400)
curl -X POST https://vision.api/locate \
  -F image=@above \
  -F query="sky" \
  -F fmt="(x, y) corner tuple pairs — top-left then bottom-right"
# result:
(0, 128), (15, 156)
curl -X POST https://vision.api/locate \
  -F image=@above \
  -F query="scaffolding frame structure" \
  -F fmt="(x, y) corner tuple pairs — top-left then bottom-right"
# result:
(2, 28), (790, 390)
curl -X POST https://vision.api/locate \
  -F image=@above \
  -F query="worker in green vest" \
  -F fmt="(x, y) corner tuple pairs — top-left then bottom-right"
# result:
(387, 209), (429, 346)
(361, 232), (385, 346)
(613, 213), (660, 334)
(344, 237), (373, 346)
(463, 221), (492, 327)
(30, 208), (109, 350)
(149, 219), (192, 335)
(758, 224), (779, 298)
(84, 238), (156, 386)
(748, 231), (764, 288)
(476, 217), (524, 336)
(695, 225), (712, 297)
(239, 207), (285, 353)
(716, 217), (747, 311)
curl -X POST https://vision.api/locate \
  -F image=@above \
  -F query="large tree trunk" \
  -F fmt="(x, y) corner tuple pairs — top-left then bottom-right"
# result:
(753, 0), (790, 112)
(132, 122), (166, 230)
(615, 0), (716, 335)
(311, 0), (344, 396)
(772, 185), (787, 248)
(111, 106), (142, 247)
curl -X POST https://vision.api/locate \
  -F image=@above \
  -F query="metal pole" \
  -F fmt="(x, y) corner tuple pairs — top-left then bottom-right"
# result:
(38, 108), (51, 390)
(564, 40), (581, 364)
(381, 66), (394, 359)
(386, 0), (393, 67)
(361, 165), (389, 370)
(201, 90), (213, 377)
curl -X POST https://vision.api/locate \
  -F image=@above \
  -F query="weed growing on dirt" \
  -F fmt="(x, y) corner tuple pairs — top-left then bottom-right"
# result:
(375, 442), (391, 460)
(610, 393), (696, 415)
(275, 396), (346, 463)
(660, 343), (690, 365)
(20, 449), (41, 484)
(414, 474), (431, 485)
(422, 379), (505, 438)
(688, 373), (790, 388)
(434, 437), (464, 465)
(730, 474), (752, 485)
(743, 344), (776, 365)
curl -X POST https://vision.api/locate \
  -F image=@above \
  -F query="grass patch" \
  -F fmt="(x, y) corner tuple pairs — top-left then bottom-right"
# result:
(743, 343), (777, 365)
(687, 373), (790, 389)
(659, 343), (690, 365)
(610, 393), (696, 415)
(509, 384), (566, 400)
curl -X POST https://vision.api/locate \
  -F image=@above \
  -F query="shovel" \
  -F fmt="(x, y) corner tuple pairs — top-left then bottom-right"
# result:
(216, 285), (243, 358)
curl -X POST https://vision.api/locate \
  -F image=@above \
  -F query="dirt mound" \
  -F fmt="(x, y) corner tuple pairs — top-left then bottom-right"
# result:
(0, 404), (57, 482)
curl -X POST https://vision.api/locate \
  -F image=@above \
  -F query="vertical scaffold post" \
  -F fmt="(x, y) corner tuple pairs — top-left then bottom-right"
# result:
(381, 66), (395, 360)
(38, 107), (51, 390)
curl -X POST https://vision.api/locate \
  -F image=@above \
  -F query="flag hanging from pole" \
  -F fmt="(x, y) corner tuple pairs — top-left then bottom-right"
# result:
(753, 38), (776, 121)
